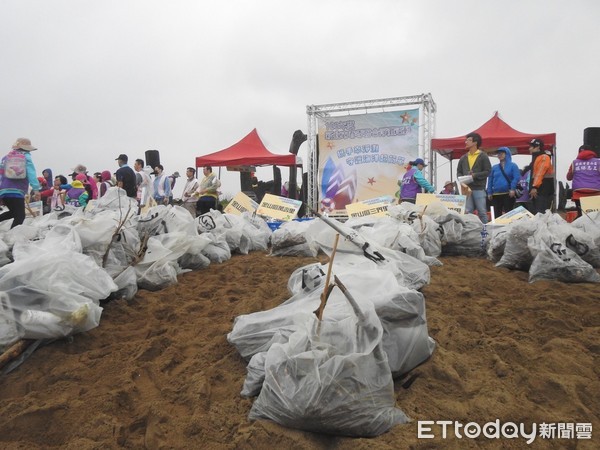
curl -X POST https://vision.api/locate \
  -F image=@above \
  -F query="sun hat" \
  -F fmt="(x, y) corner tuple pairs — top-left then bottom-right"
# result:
(71, 164), (87, 174)
(12, 138), (37, 151)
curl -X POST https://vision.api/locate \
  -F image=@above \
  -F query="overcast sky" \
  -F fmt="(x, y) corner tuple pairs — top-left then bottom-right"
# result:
(1, 0), (598, 198)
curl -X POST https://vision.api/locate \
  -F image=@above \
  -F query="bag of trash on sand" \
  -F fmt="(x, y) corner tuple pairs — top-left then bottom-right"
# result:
(527, 224), (600, 283)
(441, 214), (486, 257)
(270, 219), (319, 257)
(248, 280), (408, 437)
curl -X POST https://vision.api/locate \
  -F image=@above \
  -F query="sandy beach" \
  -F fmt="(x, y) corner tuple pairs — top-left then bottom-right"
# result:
(0, 250), (598, 449)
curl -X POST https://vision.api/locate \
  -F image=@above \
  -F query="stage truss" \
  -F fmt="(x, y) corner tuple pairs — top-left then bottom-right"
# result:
(305, 93), (436, 216)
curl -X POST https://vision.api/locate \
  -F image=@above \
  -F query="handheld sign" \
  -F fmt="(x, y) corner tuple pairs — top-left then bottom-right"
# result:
(494, 205), (534, 225)
(256, 193), (302, 221)
(580, 195), (600, 214)
(416, 193), (467, 214)
(224, 191), (259, 216)
(345, 195), (393, 218)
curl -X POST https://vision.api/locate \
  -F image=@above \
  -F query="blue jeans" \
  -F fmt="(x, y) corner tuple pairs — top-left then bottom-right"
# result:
(466, 189), (488, 224)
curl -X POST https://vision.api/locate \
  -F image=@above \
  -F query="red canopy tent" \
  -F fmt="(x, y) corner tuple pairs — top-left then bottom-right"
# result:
(195, 128), (296, 167)
(431, 112), (556, 160)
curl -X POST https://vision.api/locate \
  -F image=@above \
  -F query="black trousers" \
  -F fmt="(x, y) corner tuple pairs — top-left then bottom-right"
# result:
(197, 196), (218, 216)
(0, 197), (26, 228)
(490, 194), (515, 218)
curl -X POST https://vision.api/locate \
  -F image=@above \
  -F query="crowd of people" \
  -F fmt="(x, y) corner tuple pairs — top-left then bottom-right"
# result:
(0, 139), (222, 228)
(1, 135), (598, 229)
(399, 132), (600, 223)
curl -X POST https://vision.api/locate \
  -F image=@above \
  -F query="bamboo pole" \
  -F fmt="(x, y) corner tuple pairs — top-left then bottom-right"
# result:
(314, 233), (340, 321)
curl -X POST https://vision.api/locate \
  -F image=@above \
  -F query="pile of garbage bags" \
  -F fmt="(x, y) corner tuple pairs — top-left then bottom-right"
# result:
(0, 188), (274, 350)
(229, 215), (437, 437)
(490, 211), (600, 283)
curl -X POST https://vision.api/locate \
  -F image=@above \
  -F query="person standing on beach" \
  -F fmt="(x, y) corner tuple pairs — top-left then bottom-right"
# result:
(457, 132), (491, 223)
(196, 166), (220, 215)
(134, 158), (153, 207)
(566, 144), (600, 217)
(181, 167), (199, 217)
(0, 138), (41, 228)
(528, 138), (554, 214)
(115, 154), (137, 198)
(153, 164), (171, 205)
(399, 158), (435, 203)
(487, 147), (520, 217)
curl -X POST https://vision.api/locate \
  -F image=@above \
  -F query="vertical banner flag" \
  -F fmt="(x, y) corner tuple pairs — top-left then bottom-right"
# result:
(317, 109), (419, 215)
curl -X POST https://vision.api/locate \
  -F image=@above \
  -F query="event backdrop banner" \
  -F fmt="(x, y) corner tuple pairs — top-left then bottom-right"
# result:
(317, 109), (419, 215)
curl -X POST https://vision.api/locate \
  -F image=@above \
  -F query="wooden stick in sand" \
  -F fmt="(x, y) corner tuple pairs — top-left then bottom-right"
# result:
(314, 233), (340, 322)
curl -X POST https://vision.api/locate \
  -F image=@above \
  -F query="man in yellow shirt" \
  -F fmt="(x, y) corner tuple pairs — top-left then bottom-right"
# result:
(456, 132), (492, 223)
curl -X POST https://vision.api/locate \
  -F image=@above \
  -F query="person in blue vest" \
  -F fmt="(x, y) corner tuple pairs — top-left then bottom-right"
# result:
(399, 158), (435, 204)
(566, 144), (600, 217)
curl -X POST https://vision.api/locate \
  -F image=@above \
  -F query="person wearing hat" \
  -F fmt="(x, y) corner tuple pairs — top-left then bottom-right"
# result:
(486, 147), (521, 217)
(399, 158), (435, 204)
(440, 180), (457, 195)
(65, 174), (91, 208)
(0, 138), (42, 228)
(528, 138), (554, 214)
(115, 154), (137, 199)
(456, 132), (492, 223)
(71, 163), (98, 199)
(566, 144), (600, 218)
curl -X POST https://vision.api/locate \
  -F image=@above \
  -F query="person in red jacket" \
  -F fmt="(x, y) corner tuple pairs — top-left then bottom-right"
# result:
(566, 144), (600, 217)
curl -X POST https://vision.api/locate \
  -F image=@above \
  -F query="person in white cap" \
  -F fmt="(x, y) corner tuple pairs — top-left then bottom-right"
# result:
(0, 138), (42, 228)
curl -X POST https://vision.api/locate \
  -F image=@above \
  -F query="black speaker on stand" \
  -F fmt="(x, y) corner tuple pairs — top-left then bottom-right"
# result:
(145, 150), (161, 170)
(583, 128), (600, 157)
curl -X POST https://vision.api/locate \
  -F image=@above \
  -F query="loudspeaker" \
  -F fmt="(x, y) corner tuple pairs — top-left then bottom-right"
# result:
(240, 172), (253, 191)
(289, 130), (307, 155)
(273, 166), (281, 196)
(145, 150), (160, 169)
(583, 128), (600, 153)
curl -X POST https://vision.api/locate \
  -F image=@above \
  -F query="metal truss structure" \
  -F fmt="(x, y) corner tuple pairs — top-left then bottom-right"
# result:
(305, 93), (436, 215)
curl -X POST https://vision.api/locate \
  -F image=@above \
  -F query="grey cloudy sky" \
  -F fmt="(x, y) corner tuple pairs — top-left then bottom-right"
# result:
(1, 0), (598, 197)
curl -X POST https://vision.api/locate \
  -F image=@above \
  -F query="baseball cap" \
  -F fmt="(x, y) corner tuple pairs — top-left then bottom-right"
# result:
(115, 154), (128, 162)
(529, 138), (544, 149)
(412, 158), (427, 167)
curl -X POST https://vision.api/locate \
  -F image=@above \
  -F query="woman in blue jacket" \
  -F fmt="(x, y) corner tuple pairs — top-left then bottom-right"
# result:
(487, 147), (521, 217)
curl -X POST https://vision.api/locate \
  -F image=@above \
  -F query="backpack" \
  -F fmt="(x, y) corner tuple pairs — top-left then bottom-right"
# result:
(3, 150), (27, 180)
